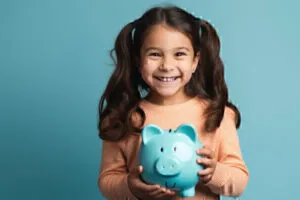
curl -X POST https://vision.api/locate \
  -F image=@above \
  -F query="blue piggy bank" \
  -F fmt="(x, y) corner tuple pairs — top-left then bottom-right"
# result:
(138, 124), (204, 198)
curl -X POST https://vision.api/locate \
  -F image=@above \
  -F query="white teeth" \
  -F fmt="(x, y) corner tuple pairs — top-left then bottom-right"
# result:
(163, 77), (175, 82)
(158, 77), (176, 82)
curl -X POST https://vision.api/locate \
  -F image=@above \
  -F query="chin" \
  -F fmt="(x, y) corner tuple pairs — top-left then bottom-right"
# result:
(151, 86), (184, 99)
(157, 92), (180, 98)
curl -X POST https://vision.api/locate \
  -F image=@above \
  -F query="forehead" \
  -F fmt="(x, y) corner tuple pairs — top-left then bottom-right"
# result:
(141, 24), (193, 51)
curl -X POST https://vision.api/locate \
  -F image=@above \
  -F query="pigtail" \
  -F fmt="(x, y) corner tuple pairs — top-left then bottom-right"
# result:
(98, 21), (144, 141)
(197, 19), (241, 131)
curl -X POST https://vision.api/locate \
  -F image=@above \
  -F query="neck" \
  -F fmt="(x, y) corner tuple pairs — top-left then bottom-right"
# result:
(146, 92), (194, 106)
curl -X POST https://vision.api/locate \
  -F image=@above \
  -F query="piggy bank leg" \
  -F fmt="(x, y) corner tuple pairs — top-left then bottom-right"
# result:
(180, 187), (195, 197)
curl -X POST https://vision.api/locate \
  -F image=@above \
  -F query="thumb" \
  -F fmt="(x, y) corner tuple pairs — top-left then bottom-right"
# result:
(132, 165), (143, 176)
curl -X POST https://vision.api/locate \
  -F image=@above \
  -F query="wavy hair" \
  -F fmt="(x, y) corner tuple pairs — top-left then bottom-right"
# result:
(98, 5), (241, 141)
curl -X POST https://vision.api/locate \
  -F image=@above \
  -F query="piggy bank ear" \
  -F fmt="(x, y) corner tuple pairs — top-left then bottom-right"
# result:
(175, 124), (197, 143)
(141, 124), (163, 145)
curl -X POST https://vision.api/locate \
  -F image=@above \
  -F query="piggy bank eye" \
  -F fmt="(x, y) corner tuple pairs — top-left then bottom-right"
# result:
(173, 146), (177, 152)
(160, 147), (164, 152)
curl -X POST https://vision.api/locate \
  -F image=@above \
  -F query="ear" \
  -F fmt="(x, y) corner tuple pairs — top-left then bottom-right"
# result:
(192, 51), (200, 73)
(141, 124), (163, 145)
(175, 124), (198, 143)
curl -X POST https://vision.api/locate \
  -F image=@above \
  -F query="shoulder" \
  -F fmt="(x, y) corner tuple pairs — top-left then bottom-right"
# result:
(102, 132), (140, 152)
(224, 106), (236, 122)
(217, 106), (238, 137)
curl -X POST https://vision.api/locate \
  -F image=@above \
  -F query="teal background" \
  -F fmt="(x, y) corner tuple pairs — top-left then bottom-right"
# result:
(1, 0), (299, 199)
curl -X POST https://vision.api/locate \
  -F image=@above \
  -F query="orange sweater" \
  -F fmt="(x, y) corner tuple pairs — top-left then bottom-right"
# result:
(98, 97), (249, 200)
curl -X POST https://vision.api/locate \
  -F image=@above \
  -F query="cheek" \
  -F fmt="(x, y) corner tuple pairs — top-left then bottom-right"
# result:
(182, 72), (193, 83)
(180, 61), (194, 76)
(140, 59), (160, 75)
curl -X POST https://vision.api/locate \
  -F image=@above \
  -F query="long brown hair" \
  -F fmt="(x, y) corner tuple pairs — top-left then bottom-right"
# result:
(98, 5), (241, 141)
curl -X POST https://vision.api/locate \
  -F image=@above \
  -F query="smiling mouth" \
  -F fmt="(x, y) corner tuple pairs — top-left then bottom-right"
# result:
(165, 181), (176, 188)
(154, 76), (180, 82)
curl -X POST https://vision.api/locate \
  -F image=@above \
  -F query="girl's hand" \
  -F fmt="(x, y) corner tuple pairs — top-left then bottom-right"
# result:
(127, 165), (176, 200)
(196, 146), (217, 184)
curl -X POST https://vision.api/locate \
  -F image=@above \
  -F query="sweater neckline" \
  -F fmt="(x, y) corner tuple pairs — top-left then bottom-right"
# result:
(140, 96), (200, 111)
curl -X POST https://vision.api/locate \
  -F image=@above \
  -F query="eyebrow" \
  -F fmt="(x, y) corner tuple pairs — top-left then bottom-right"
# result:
(144, 47), (190, 53)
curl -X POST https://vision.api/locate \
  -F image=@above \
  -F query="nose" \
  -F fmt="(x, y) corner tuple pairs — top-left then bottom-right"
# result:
(155, 157), (181, 176)
(159, 57), (174, 71)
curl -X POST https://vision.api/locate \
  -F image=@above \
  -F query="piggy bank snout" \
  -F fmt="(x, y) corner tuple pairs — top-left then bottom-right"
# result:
(155, 157), (181, 176)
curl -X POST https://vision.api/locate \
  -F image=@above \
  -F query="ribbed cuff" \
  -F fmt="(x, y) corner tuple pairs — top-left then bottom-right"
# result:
(204, 162), (230, 189)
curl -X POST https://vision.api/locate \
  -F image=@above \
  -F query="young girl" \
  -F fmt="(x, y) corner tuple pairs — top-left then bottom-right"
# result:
(98, 5), (249, 200)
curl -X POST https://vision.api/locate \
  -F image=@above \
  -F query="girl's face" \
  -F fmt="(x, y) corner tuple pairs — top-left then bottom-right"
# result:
(139, 24), (200, 104)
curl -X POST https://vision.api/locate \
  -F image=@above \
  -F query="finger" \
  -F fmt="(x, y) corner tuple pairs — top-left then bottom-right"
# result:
(138, 165), (144, 174)
(197, 147), (214, 159)
(141, 184), (161, 193)
(128, 166), (143, 182)
(199, 146), (214, 157)
(150, 187), (175, 197)
(131, 165), (143, 176)
(197, 157), (213, 167)
(198, 167), (214, 176)
(161, 188), (175, 195)
(200, 174), (212, 183)
(131, 174), (160, 193)
(165, 189), (176, 195)
(130, 179), (159, 193)
(149, 187), (164, 197)
(155, 191), (175, 199)
(196, 148), (209, 156)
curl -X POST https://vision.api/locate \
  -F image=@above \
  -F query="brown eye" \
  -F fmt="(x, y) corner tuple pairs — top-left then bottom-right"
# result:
(149, 52), (160, 57)
(175, 52), (186, 57)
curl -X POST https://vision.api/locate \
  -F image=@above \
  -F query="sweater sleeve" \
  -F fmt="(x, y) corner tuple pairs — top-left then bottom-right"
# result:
(98, 140), (139, 200)
(204, 108), (249, 197)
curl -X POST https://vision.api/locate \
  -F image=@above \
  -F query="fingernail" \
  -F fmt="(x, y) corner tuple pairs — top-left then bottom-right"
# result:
(197, 158), (201, 163)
